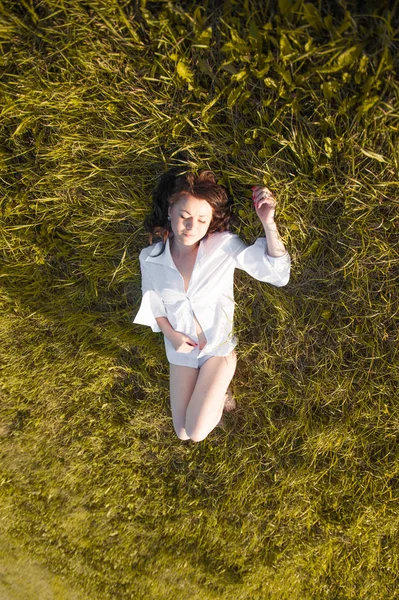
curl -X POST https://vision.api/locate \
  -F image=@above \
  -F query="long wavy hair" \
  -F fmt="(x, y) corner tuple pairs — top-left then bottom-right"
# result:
(143, 167), (237, 256)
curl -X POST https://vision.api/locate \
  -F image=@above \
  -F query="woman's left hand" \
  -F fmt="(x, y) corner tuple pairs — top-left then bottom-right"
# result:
(252, 186), (277, 225)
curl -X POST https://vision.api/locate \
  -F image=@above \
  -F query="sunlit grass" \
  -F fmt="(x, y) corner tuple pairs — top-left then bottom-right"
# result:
(1, 0), (399, 598)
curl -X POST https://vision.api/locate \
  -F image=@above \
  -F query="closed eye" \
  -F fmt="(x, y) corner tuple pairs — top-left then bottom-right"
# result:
(180, 215), (206, 224)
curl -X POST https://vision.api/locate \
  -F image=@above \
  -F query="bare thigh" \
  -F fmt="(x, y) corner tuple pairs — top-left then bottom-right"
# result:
(169, 364), (199, 440)
(185, 350), (237, 442)
(169, 315), (206, 440)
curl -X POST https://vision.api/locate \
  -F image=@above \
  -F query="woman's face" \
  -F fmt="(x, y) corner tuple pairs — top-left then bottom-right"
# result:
(168, 194), (213, 246)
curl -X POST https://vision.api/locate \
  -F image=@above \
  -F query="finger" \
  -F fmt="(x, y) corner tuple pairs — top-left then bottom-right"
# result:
(251, 185), (272, 194)
(252, 192), (263, 205)
(254, 191), (276, 205)
(262, 189), (275, 200)
(252, 186), (264, 200)
(254, 200), (276, 213)
(258, 195), (276, 207)
(253, 187), (274, 200)
(254, 195), (275, 207)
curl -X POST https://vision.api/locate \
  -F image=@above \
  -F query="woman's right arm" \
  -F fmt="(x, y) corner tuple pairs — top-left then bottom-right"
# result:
(138, 251), (198, 352)
(156, 317), (198, 353)
(155, 317), (176, 342)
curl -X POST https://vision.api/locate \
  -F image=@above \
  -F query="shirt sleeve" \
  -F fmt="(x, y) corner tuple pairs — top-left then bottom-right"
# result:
(230, 235), (291, 287)
(132, 251), (167, 332)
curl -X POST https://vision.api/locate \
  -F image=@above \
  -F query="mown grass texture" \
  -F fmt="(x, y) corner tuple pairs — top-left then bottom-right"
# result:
(1, 0), (399, 598)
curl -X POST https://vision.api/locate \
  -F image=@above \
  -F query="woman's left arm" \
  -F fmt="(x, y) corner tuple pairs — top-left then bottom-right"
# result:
(252, 186), (287, 257)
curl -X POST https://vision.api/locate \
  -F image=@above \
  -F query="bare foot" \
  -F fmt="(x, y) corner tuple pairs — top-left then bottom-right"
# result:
(223, 386), (236, 413)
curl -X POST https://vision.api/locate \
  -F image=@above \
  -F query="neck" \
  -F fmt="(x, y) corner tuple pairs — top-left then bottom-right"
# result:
(169, 235), (199, 258)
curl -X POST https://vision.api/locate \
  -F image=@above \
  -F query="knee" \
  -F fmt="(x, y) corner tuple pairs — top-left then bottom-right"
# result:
(173, 425), (190, 441)
(185, 425), (211, 442)
(173, 421), (207, 441)
(187, 430), (208, 442)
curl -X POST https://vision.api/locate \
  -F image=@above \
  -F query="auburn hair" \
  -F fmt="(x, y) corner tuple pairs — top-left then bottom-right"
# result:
(143, 168), (237, 256)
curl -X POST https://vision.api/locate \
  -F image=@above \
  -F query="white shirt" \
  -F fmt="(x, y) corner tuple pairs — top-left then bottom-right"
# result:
(132, 231), (291, 359)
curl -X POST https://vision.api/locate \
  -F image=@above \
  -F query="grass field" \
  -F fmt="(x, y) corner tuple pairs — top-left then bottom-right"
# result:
(1, 0), (399, 598)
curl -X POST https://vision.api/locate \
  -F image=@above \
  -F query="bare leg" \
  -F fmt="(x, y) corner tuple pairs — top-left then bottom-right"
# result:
(169, 364), (199, 440)
(185, 351), (237, 442)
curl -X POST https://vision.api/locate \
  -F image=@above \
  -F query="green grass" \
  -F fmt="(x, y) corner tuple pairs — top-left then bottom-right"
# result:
(1, 0), (399, 598)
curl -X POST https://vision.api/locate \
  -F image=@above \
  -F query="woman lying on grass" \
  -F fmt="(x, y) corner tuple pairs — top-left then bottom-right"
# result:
(133, 168), (290, 441)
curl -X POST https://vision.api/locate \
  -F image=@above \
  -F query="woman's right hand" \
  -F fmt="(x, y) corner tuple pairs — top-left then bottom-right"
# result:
(169, 331), (198, 353)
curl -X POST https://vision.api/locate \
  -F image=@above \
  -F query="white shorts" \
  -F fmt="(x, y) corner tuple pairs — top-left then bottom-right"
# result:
(164, 335), (237, 369)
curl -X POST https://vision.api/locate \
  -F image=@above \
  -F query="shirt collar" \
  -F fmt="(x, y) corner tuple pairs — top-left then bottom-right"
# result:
(145, 236), (205, 268)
